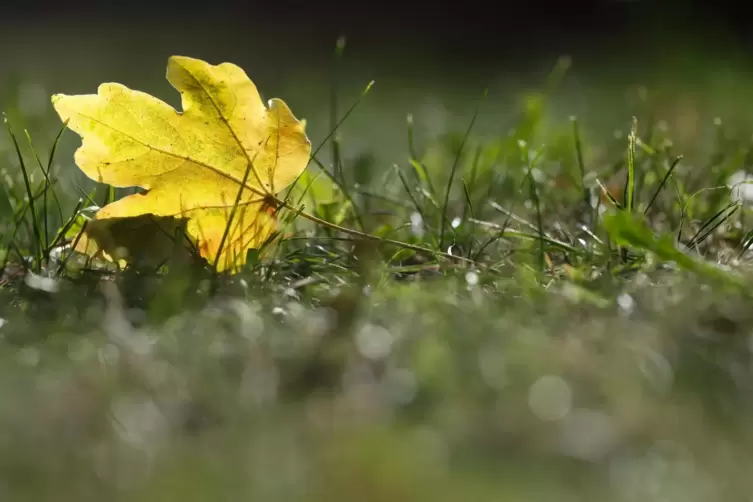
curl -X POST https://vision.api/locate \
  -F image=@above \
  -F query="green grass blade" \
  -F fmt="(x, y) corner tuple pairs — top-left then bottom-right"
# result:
(408, 159), (438, 204)
(471, 218), (586, 256)
(624, 117), (638, 213)
(644, 155), (682, 216)
(4, 114), (43, 271)
(407, 114), (419, 162)
(282, 80), (373, 233)
(56, 219), (89, 275)
(395, 166), (435, 247)
(45, 120), (69, 221)
(214, 161), (255, 275)
(524, 145), (546, 272)
(439, 90), (485, 249)
(461, 144), (482, 224)
(24, 126), (67, 254)
(603, 210), (745, 289)
(570, 116), (590, 214)
(23, 130), (51, 251)
(48, 198), (85, 251)
(472, 176), (529, 261)
(686, 200), (740, 250)
(330, 36), (346, 186)
(596, 179), (623, 210)
(489, 202), (542, 234)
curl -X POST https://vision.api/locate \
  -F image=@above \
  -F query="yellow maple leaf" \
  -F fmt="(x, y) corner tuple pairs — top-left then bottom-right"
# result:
(52, 55), (311, 272)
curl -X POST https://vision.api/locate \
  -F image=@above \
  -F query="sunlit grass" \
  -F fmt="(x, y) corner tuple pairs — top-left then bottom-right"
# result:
(2, 48), (753, 501)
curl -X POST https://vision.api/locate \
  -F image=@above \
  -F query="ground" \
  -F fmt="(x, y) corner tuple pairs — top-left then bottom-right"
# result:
(2, 31), (753, 500)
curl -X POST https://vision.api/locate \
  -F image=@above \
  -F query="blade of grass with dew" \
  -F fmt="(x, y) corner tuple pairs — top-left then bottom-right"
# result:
(439, 90), (485, 249)
(624, 117), (638, 213)
(596, 179), (623, 210)
(48, 198), (85, 251)
(708, 148), (747, 216)
(460, 144), (483, 257)
(685, 200), (740, 250)
(2, 181), (43, 246)
(56, 218), (90, 275)
(73, 183), (100, 209)
(394, 165), (436, 248)
(602, 210), (745, 289)
(621, 117), (638, 266)
(0, 193), (46, 274)
(570, 116), (591, 217)
(276, 193), (476, 264)
(213, 161), (255, 275)
(8, 243), (29, 274)
(282, 80), (374, 234)
(24, 128), (65, 253)
(489, 202), (542, 234)
(738, 228), (753, 258)
(408, 160), (441, 209)
(470, 218), (586, 256)
(407, 116), (437, 197)
(461, 180), (476, 258)
(644, 155), (683, 216)
(292, 81), (374, 225)
(330, 36), (346, 187)
(523, 143), (546, 272)
(472, 176), (529, 261)
(4, 114), (43, 271)
(351, 188), (411, 209)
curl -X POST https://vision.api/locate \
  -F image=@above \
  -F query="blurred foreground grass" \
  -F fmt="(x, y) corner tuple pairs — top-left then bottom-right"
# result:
(3, 26), (753, 500)
(2, 271), (753, 501)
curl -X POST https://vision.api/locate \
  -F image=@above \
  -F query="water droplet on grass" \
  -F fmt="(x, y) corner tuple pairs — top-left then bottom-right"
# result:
(617, 292), (635, 316)
(410, 212), (424, 237)
(465, 271), (479, 286)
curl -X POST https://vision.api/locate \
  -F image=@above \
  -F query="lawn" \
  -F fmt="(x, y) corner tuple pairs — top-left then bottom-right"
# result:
(2, 20), (753, 501)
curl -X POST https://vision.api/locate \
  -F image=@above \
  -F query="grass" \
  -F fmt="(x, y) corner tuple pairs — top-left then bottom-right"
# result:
(2, 50), (753, 501)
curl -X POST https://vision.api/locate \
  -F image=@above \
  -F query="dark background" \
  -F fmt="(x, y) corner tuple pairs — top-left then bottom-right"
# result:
(4, 0), (753, 61)
(3, 0), (753, 169)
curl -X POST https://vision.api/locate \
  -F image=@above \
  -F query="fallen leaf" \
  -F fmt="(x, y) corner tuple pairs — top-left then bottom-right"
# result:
(53, 55), (311, 272)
